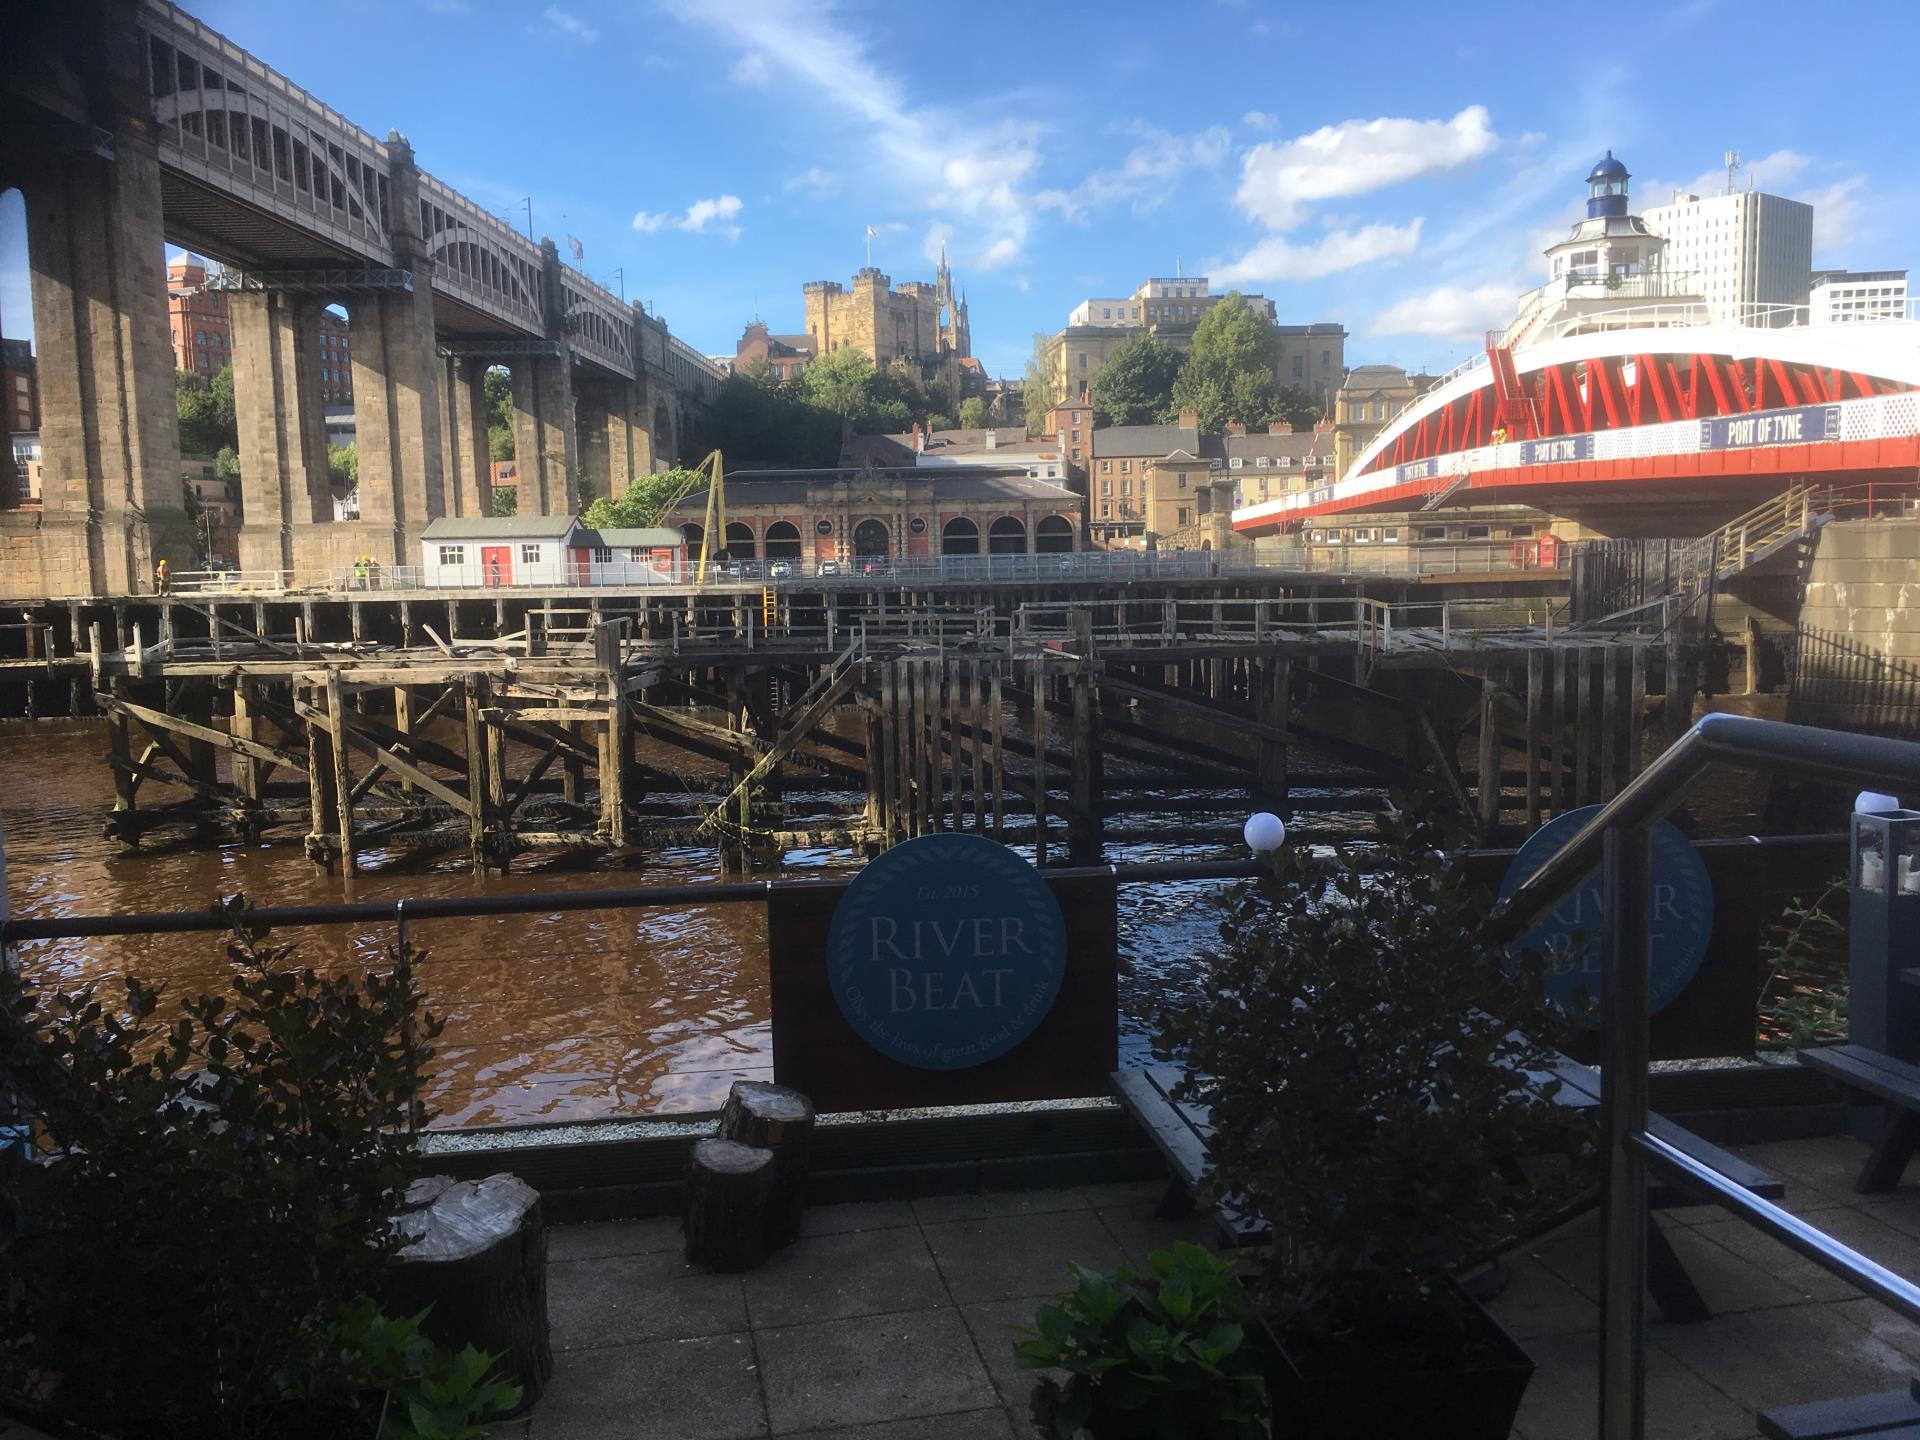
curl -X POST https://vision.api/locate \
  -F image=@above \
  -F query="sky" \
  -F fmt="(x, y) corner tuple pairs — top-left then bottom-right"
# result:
(3, 0), (1917, 380)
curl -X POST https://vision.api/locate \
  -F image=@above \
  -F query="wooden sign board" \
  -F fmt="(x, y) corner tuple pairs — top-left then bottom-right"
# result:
(768, 871), (1118, 1113)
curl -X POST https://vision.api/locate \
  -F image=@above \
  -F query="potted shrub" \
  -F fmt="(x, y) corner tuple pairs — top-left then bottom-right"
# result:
(0, 904), (443, 1439)
(1015, 1241), (1268, 1440)
(1158, 801), (1595, 1440)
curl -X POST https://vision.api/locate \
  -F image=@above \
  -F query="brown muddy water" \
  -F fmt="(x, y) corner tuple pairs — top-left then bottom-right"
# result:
(1, 720), (1362, 1129)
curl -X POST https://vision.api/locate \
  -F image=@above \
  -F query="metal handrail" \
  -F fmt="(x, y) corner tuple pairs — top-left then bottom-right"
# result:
(1491, 713), (1920, 1440)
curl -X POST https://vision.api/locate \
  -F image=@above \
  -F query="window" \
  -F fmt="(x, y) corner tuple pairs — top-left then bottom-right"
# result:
(1420, 525), (1445, 540)
(1176, 474), (1187, 490)
(521, 544), (539, 564)
(1070, 448), (1081, 461)
(437, 544), (464, 565)
(1321, 349), (1330, 367)
(1466, 525), (1490, 540)
(1256, 456), (1271, 469)
(630, 548), (647, 562)
(1100, 480), (1111, 495)
(1070, 429), (1080, 443)
(1508, 524), (1534, 538)
(1228, 457), (1243, 469)
(1101, 502), (1112, 518)
(1277, 455), (1292, 468)
(1292, 356), (1303, 378)
(1120, 461), (1130, 473)
(1120, 479), (1130, 495)
(1100, 460), (1110, 474)
(195, 330), (206, 345)
(1079, 353), (1087, 368)
(1354, 529), (1374, 543)
(1371, 402), (1385, 420)
(1177, 507), (1191, 526)
(593, 547), (613, 564)
(1102, 307), (1111, 319)
(1382, 527), (1400, 542)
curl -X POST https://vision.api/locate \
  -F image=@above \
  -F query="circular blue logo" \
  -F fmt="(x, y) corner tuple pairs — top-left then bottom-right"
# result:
(1497, 806), (1715, 1027)
(826, 833), (1068, 1069)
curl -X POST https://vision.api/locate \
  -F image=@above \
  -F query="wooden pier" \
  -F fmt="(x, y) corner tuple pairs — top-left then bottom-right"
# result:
(11, 579), (1704, 871)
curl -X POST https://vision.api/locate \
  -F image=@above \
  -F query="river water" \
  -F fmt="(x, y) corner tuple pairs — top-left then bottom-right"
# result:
(0, 719), (1372, 1130)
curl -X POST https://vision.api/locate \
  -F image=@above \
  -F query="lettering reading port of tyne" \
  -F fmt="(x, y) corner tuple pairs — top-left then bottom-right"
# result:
(826, 833), (1068, 1071)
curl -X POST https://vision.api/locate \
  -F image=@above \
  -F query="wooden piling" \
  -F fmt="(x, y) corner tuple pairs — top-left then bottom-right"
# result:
(1524, 652), (1543, 830)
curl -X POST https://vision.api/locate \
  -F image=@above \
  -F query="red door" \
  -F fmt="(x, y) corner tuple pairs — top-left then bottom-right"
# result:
(568, 546), (594, 585)
(481, 546), (511, 587)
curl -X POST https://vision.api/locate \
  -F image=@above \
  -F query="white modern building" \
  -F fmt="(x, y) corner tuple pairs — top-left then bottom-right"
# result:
(1068, 276), (1240, 328)
(1641, 189), (1814, 319)
(1811, 269), (1909, 325)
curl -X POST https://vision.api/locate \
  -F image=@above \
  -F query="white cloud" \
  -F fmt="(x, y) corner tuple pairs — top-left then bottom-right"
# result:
(921, 223), (954, 267)
(1213, 221), (1424, 284)
(1035, 125), (1231, 223)
(976, 237), (1021, 270)
(1369, 282), (1519, 340)
(663, 0), (1036, 269)
(1242, 111), (1278, 131)
(632, 194), (744, 239)
(729, 53), (770, 86)
(1235, 106), (1497, 231)
(541, 6), (597, 43)
(1804, 178), (1864, 254)
(783, 166), (839, 199)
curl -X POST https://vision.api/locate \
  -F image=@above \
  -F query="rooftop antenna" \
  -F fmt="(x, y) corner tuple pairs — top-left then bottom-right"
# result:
(1175, 255), (1182, 278)
(1723, 150), (1742, 197)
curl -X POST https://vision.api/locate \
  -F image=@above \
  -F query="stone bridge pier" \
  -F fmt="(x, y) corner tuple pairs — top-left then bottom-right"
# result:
(0, 6), (195, 597)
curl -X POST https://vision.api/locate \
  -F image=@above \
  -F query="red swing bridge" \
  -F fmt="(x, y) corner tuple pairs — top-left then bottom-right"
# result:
(1233, 306), (1920, 538)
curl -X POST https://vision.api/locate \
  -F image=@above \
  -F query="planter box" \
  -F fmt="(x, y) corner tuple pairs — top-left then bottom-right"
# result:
(1260, 1281), (1534, 1440)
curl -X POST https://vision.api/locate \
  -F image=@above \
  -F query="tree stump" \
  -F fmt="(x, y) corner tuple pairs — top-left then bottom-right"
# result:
(683, 1138), (781, 1272)
(388, 1173), (552, 1411)
(719, 1081), (816, 1245)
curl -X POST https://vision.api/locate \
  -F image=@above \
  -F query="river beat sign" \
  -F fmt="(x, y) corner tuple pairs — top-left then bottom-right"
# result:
(826, 834), (1068, 1069)
(1497, 805), (1714, 1026)
(766, 834), (1115, 1109)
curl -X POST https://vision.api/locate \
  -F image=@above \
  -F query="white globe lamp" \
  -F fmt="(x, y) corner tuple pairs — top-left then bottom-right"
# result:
(1244, 812), (1287, 854)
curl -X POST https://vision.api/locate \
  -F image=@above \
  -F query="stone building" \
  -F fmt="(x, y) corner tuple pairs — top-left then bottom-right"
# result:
(2, 338), (39, 434)
(801, 249), (972, 402)
(1333, 364), (1437, 478)
(1088, 414), (1234, 550)
(670, 467), (1081, 566)
(316, 309), (353, 406)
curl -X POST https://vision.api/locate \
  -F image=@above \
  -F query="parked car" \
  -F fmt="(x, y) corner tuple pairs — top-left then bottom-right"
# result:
(738, 559), (764, 580)
(768, 561), (793, 580)
(815, 560), (842, 577)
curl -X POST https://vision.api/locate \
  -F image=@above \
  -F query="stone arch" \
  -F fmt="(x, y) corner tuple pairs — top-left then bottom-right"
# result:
(852, 518), (890, 557)
(987, 515), (1027, 554)
(1035, 515), (1074, 553)
(941, 516), (979, 555)
(763, 520), (802, 559)
(680, 521), (705, 556)
(725, 520), (756, 558)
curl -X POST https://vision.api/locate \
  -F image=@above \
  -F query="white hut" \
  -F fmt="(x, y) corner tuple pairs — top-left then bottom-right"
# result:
(418, 515), (587, 587)
(580, 527), (688, 585)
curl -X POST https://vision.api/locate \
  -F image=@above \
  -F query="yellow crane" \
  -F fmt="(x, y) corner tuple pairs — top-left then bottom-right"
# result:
(609, 448), (724, 584)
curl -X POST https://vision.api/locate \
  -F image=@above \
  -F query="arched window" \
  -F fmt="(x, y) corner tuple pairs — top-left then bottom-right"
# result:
(1034, 515), (1074, 553)
(987, 516), (1027, 554)
(680, 522), (705, 555)
(763, 520), (802, 559)
(725, 521), (756, 558)
(941, 516), (979, 555)
(852, 519), (889, 557)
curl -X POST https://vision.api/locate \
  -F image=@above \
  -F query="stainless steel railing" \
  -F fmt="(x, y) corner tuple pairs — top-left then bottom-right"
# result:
(1494, 713), (1920, 1440)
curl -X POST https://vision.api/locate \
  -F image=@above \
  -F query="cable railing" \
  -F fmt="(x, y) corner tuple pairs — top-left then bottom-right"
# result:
(1493, 714), (1920, 1440)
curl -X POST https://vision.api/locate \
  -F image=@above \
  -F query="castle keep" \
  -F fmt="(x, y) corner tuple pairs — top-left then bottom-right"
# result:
(802, 250), (972, 400)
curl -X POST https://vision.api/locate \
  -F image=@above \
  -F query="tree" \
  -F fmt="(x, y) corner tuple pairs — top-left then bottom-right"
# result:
(326, 442), (357, 490)
(1023, 333), (1060, 438)
(1169, 296), (1284, 434)
(176, 366), (237, 456)
(801, 346), (876, 424)
(1272, 383), (1325, 434)
(483, 366), (514, 461)
(581, 467), (706, 530)
(703, 371), (840, 468)
(490, 487), (518, 517)
(957, 397), (987, 429)
(1092, 333), (1182, 427)
(214, 446), (241, 483)
(925, 412), (955, 434)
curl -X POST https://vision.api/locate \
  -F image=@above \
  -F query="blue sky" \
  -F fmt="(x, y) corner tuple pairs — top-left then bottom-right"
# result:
(3, 0), (1916, 379)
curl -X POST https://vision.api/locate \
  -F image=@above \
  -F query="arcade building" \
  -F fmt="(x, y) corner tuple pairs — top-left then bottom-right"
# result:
(671, 468), (1084, 566)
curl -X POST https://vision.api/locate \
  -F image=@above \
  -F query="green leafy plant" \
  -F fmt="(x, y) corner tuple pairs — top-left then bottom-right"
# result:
(343, 1302), (522, 1440)
(1757, 875), (1849, 1049)
(0, 901), (441, 1439)
(1157, 799), (1596, 1332)
(1017, 1242), (1267, 1440)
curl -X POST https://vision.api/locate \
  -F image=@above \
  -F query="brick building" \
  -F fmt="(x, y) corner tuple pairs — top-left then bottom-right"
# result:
(166, 256), (231, 379)
(317, 308), (353, 405)
(671, 468), (1081, 565)
(733, 321), (816, 381)
(3, 338), (39, 434)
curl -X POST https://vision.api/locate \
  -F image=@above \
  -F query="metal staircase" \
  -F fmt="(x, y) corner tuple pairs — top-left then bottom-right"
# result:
(1703, 484), (1829, 584)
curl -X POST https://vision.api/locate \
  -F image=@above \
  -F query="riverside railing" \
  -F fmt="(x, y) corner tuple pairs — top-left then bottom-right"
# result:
(1494, 714), (1920, 1440)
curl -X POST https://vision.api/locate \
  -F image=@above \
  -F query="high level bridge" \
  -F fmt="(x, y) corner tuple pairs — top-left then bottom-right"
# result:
(1234, 305), (1920, 539)
(2, 0), (727, 597)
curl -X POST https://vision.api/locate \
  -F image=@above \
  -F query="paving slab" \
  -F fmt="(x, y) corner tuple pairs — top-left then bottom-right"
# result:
(1687, 1218), (1865, 1305)
(1515, 1328), (1757, 1440)
(1732, 1137), (1897, 1211)
(744, 1226), (947, 1329)
(548, 1248), (748, 1352)
(1649, 1302), (1920, 1414)
(797, 1198), (920, 1237)
(1089, 1197), (1220, 1267)
(780, 1409), (1017, 1439)
(754, 1307), (998, 1435)
(1486, 1255), (1601, 1341)
(924, 1209), (1127, 1305)
(548, 1216), (684, 1263)
(910, 1190), (1091, 1225)
(528, 1333), (767, 1440)
(959, 1297), (1059, 1409)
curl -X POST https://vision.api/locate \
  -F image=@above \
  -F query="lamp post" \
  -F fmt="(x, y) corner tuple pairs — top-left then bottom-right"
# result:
(1244, 812), (1287, 854)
